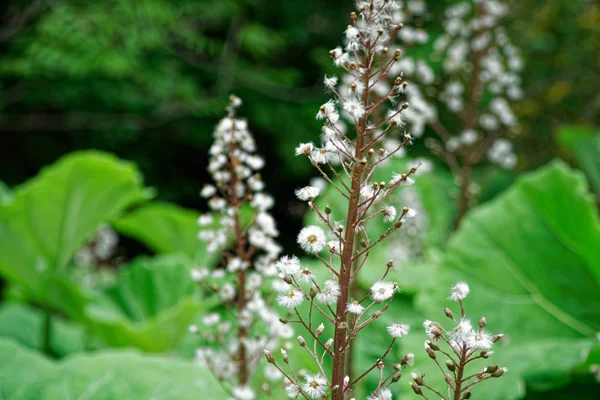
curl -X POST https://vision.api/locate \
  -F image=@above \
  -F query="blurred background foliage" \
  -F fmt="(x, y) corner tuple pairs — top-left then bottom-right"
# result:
(1, 0), (597, 247)
(0, 0), (599, 399)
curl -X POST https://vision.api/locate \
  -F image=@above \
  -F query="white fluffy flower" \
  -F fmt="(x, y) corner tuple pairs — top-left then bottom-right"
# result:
(297, 226), (326, 253)
(197, 214), (213, 226)
(452, 318), (474, 343)
(310, 145), (335, 164)
(285, 384), (300, 398)
(251, 193), (274, 211)
(200, 185), (217, 198)
(278, 290), (304, 308)
(405, 207), (419, 219)
(295, 142), (314, 156)
(316, 280), (341, 305)
(343, 98), (366, 119)
(298, 268), (315, 284)
(316, 100), (339, 122)
(467, 330), (493, 350)
(202, 313), (221, 326)
(190, 268), (209, 282)
(327, 240), (343, 255)
(449, 281), (470, 301)
(387, 323), (410, 338)
(371, 281), (396, 302)
(368, 388), (392, 400)
(265, 365), (283, 381)
(324, 75), (338, 90)
(347, 301), (365, 315)
(295, 186), (320, 201)
(302, 373), (328, 399)
(219, 283), (236, 301)
(381, 205), (397, 223)
(275, 255), (301, 276)
(232, 385), (255, 400)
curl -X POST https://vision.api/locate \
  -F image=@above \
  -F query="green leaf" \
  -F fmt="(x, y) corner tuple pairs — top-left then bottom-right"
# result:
(0, 338), (227, 399)
(114, 202), (216, 264)
(84, 255), (201, 352)
(0, 180), (11, 204)
(0, 151), (151, 311)
(405, 160), (600, 399)
(557, 126), (600, 195)
(0, 303), (86, 357)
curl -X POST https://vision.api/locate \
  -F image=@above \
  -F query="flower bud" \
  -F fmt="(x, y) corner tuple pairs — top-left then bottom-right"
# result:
(264, 349), (275, 364)
(279, 318), (288, 324)
(392, 373), (402, 383)
(479, 316), (487, 329)
(411, 372), (424, 386)
(445, 360), (456, 372)
(426, 347), (436, 360)
(445, 373), (452, 385)
(315, 323), (325, 336)
(325, 338), (333, 350)
(493, 334), (504, 343)
(491, 367), (507, 378)
(297, 336), (306, 347)
(464, 390), (472, 399)
(486, 365), (498, 374)
(386, 260), (394, 268)
(281, 348), (289, 363)
(283, 275), (293, 284)
(410, 382), (423, 395)
(310, 286), (318, 298)
(325, 206), (331, 215)
(401, 353), (414, 366)
(443, 307), (454, 320)
(427, 340), (440, 351)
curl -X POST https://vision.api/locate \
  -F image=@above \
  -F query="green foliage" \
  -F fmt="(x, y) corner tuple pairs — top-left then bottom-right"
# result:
(557, 126), (600, 195)
(0, 151), (150, 315)
(398, 160), (600, 399)
(0, 152), (211, 353)
(0, 338), (227, 399)
(0, 304), (86, 358)
(114, 202), (216, 263)
(84, 255), (201, 352)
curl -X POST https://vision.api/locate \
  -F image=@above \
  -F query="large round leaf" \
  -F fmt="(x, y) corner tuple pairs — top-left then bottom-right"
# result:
(0, 338), (227, 399)
(0, 151), (151, 310)
(401, 160), (600, 399)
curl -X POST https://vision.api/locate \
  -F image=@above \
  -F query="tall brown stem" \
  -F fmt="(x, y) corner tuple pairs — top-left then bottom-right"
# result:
(453, 347), (467, 400)
(331, 68), (370, 400)
(454, 3), (486, 229)
(230, 150), (249, 385)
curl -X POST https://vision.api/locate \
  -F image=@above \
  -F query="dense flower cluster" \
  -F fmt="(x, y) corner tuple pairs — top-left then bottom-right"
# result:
(410, 282), (507, 399)
(266, 1), (425, 399)
(434, 0), (522, 170)
(193, 96), (290, 399)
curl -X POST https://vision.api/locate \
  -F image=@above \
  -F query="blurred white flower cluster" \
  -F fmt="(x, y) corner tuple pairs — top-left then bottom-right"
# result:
(435, 0), (522, 169)
(192, 96), (291, 400)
